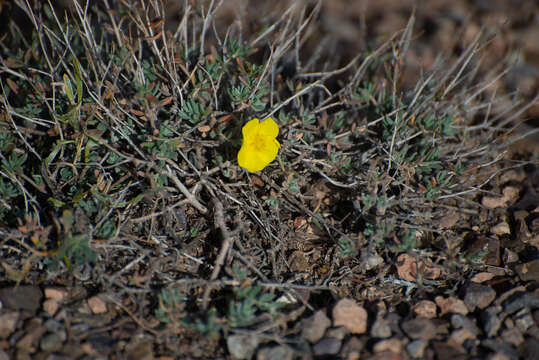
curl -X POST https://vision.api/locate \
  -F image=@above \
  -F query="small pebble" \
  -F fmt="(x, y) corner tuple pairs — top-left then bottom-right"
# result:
(332, 298), (368, 334)
(481, 339), (518, 359)
(43, 299), (60, 317)
(407, 339), (428, 358)
(0, 312), (19, 339)
(464, 283), (496, 311)
(449, 328), (476, 345)
(256, 345), (293, 360)
(341, 337), (365, 360)
(413, 300), (437, 319)
(227, 335), (260, 360)
(88, 296), (107, 314)
(451, 314), (480, 336)
(515, 260), (539, 282)
(371, 317), (392, 338)
(471, 272), (494, 283)
(515, 311), (534, 332)
(503, 249), (519, 264)
(0, 286), (42, 312)
(40, 332), (64, 352)
(44, 319), (63, 334)
(482, 305), (503, 337)
(44, 287), (69, 302)
(503, 292), (539, 314)
(326, 326), (348, 340)
(435, 296), (469, 315)
(401, 318), (436, 340)
(373, 338), (403, 353)
(301, 310), (331, 343)
(491, 222), (510, 235)
(312, 337), (342, 356)
(501, 327), (524, 347)
(521, 338), (539, 360)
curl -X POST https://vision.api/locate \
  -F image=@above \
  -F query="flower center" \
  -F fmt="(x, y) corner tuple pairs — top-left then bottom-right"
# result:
(250, 133), (266, 151)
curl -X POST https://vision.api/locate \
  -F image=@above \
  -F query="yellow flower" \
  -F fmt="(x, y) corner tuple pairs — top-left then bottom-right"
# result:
(237, 117), (280, 173)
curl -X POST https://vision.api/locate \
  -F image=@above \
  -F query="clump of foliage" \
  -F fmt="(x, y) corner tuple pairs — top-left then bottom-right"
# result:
(0, 0), (526, 355)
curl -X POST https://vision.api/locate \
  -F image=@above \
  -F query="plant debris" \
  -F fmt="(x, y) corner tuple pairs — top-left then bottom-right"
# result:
(0, 0), (537, 358)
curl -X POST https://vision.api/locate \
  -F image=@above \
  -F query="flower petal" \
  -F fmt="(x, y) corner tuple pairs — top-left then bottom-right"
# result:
(242, 118), (260, 138)
(238, 145), (265, 172)
(258, 117), (279, 138)
(237, 117), (280, 173)
(258, 140), (278, 163)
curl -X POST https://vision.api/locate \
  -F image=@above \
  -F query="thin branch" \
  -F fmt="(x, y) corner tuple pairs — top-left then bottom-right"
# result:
(164, 165), (208, 214)
(202, 199), (235, 309)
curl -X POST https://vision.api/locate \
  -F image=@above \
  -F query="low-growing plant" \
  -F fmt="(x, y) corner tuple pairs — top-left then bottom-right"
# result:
(0, 0), (532, 356)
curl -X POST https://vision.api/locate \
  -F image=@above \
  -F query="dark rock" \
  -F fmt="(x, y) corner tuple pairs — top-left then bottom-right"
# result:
(16, 318), (46, 353)
(501, 327), (524, 347)
(16, 349), (31, 360)
(530, 214), (539, 234)
(482, 305), (503, 337)
(463, 236), (500, 266)
(432, 318), (451, 336)
(406, 339), (428, 359)
(526, 325), (539, 338)
(55, 343), (86, 359)
(481, 339), (518, 360)
(301, 310), (331, 343)
(462, 338), (480, 356)
(85, 335), (116, 356)
(312, 337), (342, 356)
(495, 286), (526, 306)
(125, 341), (153, 360)
(515, 310), (534, 332)
(256, 345), (293, 360)
(326, 326), (347, 340)
(341, 337), (365, 359)
(503, 248), (519, 264)
(41, 355), (72, 360)
(431, 341), (467, 360)
(0, 286), (42, 312)
(401, 318), (436, 340)
(464, 283), (496, 311)
(521, 338), (539, 360)
(43, 319), (63, 334)
(40, 332), (63, 352)
(385, 313), (404, 337)
(70, 323), (89, 337)
(485, 237), (500, 266)
(449, 328), (476, 345)
(451, 314), (480, 336)
(503, 292), (539, 314)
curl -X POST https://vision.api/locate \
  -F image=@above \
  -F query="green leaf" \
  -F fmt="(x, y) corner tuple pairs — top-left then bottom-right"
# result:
(63, 73), (75, 105)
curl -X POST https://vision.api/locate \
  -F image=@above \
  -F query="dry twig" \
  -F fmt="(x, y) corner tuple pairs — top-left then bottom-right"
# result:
(202, 199), (235, 309)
